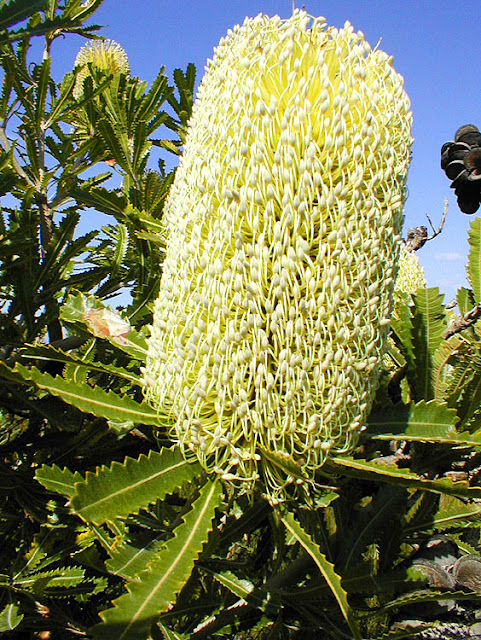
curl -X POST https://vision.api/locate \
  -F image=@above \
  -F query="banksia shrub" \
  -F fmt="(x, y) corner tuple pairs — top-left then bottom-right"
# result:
(143, 11), (413, 501)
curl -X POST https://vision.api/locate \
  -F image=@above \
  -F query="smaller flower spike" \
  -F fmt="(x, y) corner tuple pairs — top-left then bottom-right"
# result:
(73, 39), (130, 99)
(394, 244), (426, 298)
(143, 11), (413, 502)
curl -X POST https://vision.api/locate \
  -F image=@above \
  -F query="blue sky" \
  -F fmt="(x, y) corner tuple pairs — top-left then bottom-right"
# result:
(49, 0), (481, 301)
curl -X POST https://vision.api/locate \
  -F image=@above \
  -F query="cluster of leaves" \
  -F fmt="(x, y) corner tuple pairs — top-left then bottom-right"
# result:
(2, 2), (481, 639)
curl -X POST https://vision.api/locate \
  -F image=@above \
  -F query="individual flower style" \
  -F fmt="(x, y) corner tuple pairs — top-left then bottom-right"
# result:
(73, 39), (130, 99)
(394, 243), (426, 297)
(441, 124), (481, 214)
(143, 11), (413, 501)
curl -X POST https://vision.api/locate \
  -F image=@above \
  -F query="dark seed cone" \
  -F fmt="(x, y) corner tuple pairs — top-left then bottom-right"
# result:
(441, 124), (481, 214)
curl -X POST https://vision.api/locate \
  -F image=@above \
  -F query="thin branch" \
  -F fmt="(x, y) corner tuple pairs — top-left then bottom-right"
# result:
(405, 199), (449, 252)
(426, 198), (448, 241)
(444, 303), (481, 339)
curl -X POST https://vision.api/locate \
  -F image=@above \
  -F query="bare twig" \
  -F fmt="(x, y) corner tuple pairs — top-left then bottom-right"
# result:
(444, 303), (481, 339)
(405, 199), (449, 252)
(426, 198), (449, 241)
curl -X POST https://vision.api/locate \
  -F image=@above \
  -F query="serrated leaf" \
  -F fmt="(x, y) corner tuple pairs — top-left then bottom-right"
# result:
(404, 493), (481, 534)
(0, 603), (24, 631)
(0, 359), (27, 383)
(390, 294), (415, 364)
(208, 568), (254, 600)
(92, 479), (223, 640)
(326, 456), (481, 498)
(107, 536), (165, 580)
(338, 485), (407, 573)
(259, 446), (307, 482)
(378, 587), (481, 612)
(60, 291), (148, 360)
(280, 510), (361, 640)
(21, 344), (139, 384)
(468, 217), (481, 303)
(200, 565), (279, 614)
(14, 363), (159, 424)
(70, 185), (128, 217)
(457, 286), (476, 315)
(454, 353), (481, 430)
(44, 70), (76, 126)
(33, 57), (51, 131)
(14, 566), (85, 590)
(432, 333), (466, 400)
(0, 0), (47, 31)
(158, 623), (189, 640)
(71, 448), (201, 525)
(35, 464), (83, 498)
(366, 400), (457, 442)
(411, 288), (447, 400)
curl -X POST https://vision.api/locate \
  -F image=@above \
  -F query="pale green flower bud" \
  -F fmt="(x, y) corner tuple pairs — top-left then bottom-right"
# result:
(73, 39), (130, 99)
(143, 11), (413, 501)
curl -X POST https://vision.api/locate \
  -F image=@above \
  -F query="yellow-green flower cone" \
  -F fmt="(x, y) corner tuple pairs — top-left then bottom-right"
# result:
(73, 39), (130, 99)
(143, 11), (413, 501)
(394, 244), (426, 297)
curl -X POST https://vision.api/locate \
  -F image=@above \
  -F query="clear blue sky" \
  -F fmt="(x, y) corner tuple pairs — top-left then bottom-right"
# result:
(50, 0), (481, 301)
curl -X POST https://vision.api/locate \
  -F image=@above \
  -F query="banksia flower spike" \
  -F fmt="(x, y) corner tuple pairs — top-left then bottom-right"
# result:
(73, 39), (130, 99)
(394, 244), (426, 298)
(143, 11), (413, 502)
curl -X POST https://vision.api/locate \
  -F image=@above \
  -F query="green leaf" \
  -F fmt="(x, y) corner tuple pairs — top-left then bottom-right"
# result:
(198, 566), (255, 602)
(92, 479), (223, 640)
(366, 400), (457, 442)
(106, 536), (165, 580)
(71, 448), (201, 525)
(44, 70), (77, 126)
(21, 344), (139, 384)
(201, 564), (279, 613)
(259, 446), (307, 482)
(0, 360), (27, 384)
(457, 286), (476, 315)
(14, 566), (86, 591)
(377, 587), (481, 613)
(467, 217), (481, 303)
(338, 485), (407, 572)
(0, 603), (24, 631)
(432, 333), (466, 400)
(60, 291), (148, 361)
(326, 456), (481, 498)
(35, 464), (84, 498)
(14, 363), (159, 424)
(0, 0), (46, 31)
(33, 57), (51, 131)
(280, 510), (361, 640)
(411, 287), (447, 400)
(71, 185), (128, 217)
(158, 623), (189, 640)
(405, 493), (481, 534)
